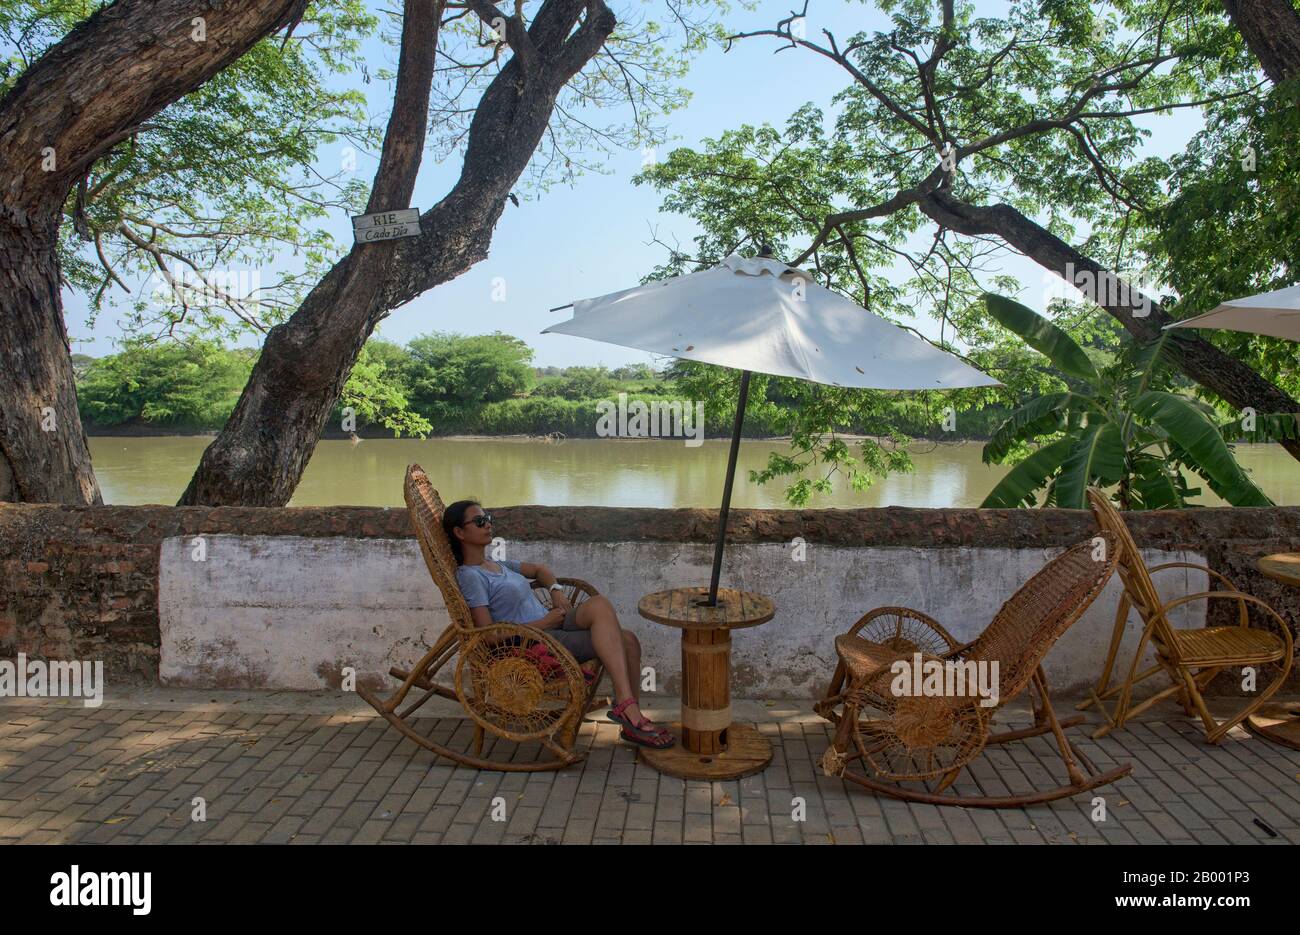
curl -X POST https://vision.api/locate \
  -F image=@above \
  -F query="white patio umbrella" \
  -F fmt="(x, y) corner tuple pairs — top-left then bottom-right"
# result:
(543, 251), (1001, 605)
(1163, 284), (1300, 341)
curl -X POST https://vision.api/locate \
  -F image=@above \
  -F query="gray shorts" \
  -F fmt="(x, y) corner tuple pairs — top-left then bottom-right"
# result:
(536, 605), (596, 663)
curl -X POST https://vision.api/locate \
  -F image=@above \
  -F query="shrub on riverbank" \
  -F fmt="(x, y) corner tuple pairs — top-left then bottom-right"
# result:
(428, 394), (784, 437)
(76, 334), (1010, 439)
(78, 340), (252, 430)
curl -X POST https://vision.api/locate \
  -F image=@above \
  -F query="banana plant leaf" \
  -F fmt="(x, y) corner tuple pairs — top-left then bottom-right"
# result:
(983, 293), (1101, 384)
(983, 391), (1095, 463)
(1055, 421), (1126, 508)
(1134, 390), (1272, 507)
(981, 437), (1075, 508)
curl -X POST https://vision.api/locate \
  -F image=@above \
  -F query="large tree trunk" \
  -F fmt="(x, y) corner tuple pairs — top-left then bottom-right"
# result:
(918, 190), (1300, 462)
(0, 0), (304, 503)
(1222, 0), (1300, 85)
(0, 225), (99, 503)
(178, 0), (443, 506)
(180, 0), (617, 506)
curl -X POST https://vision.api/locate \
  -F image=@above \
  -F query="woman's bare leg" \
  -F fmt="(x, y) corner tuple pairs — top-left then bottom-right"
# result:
(573, 597), (632, 695)
(623, 631), (643, 704)
(574, 596), (653, 725)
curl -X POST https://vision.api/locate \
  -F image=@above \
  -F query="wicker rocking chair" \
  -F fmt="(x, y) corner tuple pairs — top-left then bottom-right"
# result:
(816, 535), (1133, 808)
(356, 464), (606, 771)
(1078, 487), (1293, 743)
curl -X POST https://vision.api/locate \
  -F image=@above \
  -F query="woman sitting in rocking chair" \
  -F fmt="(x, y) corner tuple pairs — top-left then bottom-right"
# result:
(444, 499), (674, 750)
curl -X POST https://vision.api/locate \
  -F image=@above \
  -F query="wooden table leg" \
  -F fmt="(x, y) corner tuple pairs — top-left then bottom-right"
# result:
(681, 627), (730, 754)
(638, 625), (773, 780)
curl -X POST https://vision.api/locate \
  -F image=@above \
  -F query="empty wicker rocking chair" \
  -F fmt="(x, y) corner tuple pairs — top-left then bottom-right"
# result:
(1079, 487), (1294, 743)
(816, 535), (1133, 808)
(356, 464), (606, 771)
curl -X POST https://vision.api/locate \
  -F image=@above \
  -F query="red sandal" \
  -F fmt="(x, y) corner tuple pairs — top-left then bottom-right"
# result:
(606, 698), (674, 749)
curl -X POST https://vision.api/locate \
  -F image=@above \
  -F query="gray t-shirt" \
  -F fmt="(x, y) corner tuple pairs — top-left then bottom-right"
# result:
(455, 558), (548, 625)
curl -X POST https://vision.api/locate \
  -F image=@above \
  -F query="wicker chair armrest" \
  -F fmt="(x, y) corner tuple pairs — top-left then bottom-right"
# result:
(1146, 561), (1240, 594)
(940, 639), (978, 660)
(845, 642), (948, 698)
(555, 576), (599, 596)
(527, 576), (599, 600)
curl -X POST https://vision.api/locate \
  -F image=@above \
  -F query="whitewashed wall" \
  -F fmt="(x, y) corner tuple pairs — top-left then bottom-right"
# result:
(159, 535), (1208, 697)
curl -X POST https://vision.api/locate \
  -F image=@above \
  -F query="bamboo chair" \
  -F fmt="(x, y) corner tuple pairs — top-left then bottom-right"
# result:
(1078, 487), (1293, 743)
(356, 464), (606, 771)
(817, 535), (1133, 808)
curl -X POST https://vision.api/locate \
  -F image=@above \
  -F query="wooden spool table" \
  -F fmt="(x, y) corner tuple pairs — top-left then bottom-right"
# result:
(637, 586), (776, 780)
(1246, 553), (1300, 751)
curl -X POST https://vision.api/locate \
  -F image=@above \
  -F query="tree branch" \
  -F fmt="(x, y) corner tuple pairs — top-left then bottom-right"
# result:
(0, 0), (303, 219)
(916, 188), (1300, 460)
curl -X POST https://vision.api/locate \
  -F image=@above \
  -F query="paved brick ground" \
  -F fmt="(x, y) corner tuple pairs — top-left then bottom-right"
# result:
(0, 697), (1296, 845)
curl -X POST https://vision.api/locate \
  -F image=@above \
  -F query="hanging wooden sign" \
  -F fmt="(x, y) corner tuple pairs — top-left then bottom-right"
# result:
(351, 208), (420, 243)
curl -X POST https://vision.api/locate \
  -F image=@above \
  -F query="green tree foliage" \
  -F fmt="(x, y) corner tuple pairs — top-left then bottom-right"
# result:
(611, 362), (656, 381)
(534, 366), (619, 400)
(2, 0), (718, 344)
(1, 0), (379, 339)
(72, 328), (1045, 444)
(402, 332), (536, 424)
(331, 343), (431, 438)
(1147, 77), (1300, 403)
(630, 0), (1296, 506)
(77, 338), (426, 434)
(77, 339), (254, 428)
(979, 295), (1270, 509)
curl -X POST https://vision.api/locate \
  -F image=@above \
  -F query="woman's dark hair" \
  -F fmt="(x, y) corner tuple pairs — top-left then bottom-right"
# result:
(442, 499), (482, 566)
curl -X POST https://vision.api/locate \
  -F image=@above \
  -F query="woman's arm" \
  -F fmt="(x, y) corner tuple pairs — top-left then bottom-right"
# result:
(518, 561), (553, 585)
(520, 562), (571, 611)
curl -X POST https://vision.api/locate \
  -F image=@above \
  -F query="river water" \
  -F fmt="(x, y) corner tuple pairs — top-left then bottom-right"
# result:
(87, 436), (1299, 509)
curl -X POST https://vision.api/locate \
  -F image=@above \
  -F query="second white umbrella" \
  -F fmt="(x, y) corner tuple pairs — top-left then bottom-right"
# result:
(1163, 284), (1300, 341)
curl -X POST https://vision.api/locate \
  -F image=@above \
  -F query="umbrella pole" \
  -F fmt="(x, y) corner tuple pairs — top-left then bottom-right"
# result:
(706, 369), (751, 607)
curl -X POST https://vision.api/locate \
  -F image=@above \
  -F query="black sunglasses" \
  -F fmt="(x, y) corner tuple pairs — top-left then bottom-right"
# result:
(462, 512), (494, 528)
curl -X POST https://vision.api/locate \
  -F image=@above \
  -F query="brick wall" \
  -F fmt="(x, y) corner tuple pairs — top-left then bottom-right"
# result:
(1, 501), (1297, 691)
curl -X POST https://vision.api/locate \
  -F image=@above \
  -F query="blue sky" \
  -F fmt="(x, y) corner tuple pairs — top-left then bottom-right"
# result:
(63, 0), (1202, 368)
